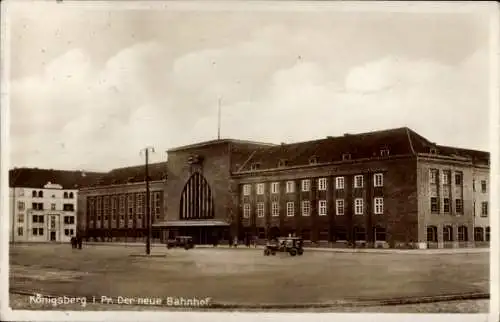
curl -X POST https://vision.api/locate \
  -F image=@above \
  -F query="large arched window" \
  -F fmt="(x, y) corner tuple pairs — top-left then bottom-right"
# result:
(443, 225), (453, 242)
(427, 226), (437, 242)
(179, 172), (214, 220)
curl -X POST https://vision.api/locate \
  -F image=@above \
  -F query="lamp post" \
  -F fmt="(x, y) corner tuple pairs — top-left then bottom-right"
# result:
(140, 147), (155, 255)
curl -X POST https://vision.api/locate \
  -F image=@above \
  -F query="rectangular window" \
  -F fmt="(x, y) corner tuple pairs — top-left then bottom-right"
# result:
(271, 202), (279, 217)
(336, 199), (344, 215)
(481, 180), (487, 193)
(256, 183), (265, 195)
(443, 198), (450, 213)
(301, 200), (310, 216)
(481, 202), (488, 217)
(51, 203), (56, 210)
(17, 214), (24, 223)
(335, 177), (344, 190)
(243, 184), (251, 196)
(64, 229), (70, 236)
(271, 182), (279, 194)
(111, 196), (117, 219)
(374, 197), (384, 214)
(318, 178), (327, 191)
(354, 175), (363, 188)
(430, 169), (438, 184)
(119, 195), (126, 215)
(136, 194), (144, 215)
(455, 199), (463, 214)
(374, 173), (383, 187)
(32, 228), (37, 236)
(127, 194), (134, 216)
(286, 181), (295, 193)
(17, 227), (23, 236)
(442, 171), (451, 185)
(318, 200), (327, 216)
(431, 197), (439, 213)
(256, 202), (265, 217)
(286, 202), (295, 216)
(17, 201), (25, 211)
(473, 179), (476, 192)
(455, 172), (463, 185)
(243, 204), (251, 218)
(63, 204), (74, 211)
(38, 228), (44, 236)
(301, 180), (310, 192)
(354, 198), (364, 215)
(154, 192), (161, 215)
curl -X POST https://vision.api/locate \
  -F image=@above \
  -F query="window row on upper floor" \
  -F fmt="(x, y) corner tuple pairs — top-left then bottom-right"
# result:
(243, 173), (384, 196)
(18, 201), (75, 211)
(242, 197), (384, 218)
(429, 169), (488, 193)
(28, 190), (75, 199)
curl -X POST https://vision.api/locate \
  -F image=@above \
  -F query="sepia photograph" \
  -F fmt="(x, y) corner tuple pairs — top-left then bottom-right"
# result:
(1, 1), (498, 321)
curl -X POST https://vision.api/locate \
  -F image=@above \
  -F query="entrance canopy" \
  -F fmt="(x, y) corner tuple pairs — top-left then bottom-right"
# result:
(152, 220), (230, 228)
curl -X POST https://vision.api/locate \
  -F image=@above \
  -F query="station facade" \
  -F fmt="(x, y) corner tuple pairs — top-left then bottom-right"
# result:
(74, 127), (490, 248)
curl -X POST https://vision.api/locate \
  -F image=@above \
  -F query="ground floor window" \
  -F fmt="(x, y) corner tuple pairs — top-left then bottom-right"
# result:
(335, 229), (347, 241)
(427, 226), (437, 242)
(474, 227), (484, 241)
(301, 229), (311, 240)
(374, 226), (386, 241)
(257, 228), (266, 239)
(443, 225), (453, 242)
(486, 227), (490, 242)
(458, 226), (468, 241)
(319, 229), (329, 241)
(354, 227), (365, 241)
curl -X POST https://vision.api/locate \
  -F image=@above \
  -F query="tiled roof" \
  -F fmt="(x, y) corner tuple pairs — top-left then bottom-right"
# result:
(9, 168), (104, 189)
(93, 162), (168, 186)
(435, 145), (489, 164)
(236, 127), (489, 172)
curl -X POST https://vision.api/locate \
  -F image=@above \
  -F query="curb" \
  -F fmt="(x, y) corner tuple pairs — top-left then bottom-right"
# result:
(10, 289), (490, 310)
(81, 243), (489, 255)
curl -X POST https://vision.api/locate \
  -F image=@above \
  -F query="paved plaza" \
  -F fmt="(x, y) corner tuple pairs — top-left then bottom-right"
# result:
(9, 243), (490, 312)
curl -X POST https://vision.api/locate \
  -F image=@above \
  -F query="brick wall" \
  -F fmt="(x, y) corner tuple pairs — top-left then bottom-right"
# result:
(233, 156), (418, 244)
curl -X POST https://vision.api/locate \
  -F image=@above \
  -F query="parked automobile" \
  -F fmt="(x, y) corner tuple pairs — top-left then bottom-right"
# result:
(264, 237), (304, 256)
(166, 236), (194, 250)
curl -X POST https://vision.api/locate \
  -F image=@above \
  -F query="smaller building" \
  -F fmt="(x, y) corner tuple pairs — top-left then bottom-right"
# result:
(9, 168), (103, 243)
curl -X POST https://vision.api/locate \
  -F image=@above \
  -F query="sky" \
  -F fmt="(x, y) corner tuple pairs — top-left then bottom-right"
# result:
(4, 1), (496, 172)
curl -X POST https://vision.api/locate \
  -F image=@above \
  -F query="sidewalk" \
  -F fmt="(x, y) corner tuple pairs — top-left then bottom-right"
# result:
(81, 242), (489, 254)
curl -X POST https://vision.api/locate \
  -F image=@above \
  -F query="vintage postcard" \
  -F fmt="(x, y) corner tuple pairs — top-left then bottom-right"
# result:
(1, 1), (498, 322)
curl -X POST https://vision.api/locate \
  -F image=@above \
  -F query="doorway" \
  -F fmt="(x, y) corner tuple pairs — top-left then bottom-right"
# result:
(50, 231), (56, 241)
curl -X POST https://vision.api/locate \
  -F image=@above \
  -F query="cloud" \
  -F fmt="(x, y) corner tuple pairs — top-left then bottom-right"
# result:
(9, 16), (491, 171)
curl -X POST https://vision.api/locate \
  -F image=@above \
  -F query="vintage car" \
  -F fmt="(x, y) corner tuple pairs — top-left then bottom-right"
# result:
(166, 236), (195, 250)
(264, 237), (304, 256)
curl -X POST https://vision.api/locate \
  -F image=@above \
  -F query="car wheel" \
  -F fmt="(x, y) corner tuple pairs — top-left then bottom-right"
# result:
(289, 249), (297, 256)
(298, 249), (304, 255)
(271, 251), (276, 256)
(264, 249), (270, 256)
